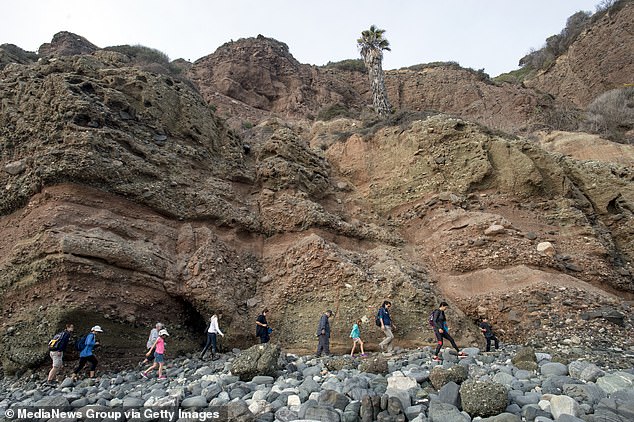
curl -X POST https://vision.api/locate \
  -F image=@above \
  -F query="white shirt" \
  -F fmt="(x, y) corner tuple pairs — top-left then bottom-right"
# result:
(207, 316), (224, 336)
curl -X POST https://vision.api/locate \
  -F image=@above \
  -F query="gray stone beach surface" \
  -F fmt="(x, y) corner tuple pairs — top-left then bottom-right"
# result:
(1, 343), (633, 422)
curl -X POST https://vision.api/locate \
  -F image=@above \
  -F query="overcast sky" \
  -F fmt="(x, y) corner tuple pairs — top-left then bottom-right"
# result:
(1, 0), (602, 76)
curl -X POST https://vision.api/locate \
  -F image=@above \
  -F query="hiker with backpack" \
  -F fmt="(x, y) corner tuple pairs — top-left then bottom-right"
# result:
(47, 323), (74, 385)
(377, 301), (396, 353)
(316, 310), (334, 357)
(255, 309), (271, 344)
(479, 317), (500, 352)
(141, 322), (163, 365)
(141, 328), (170, 379)
(200, 313), (224, 360)
(430, 302), (466, 362)
(72, 325), (103, 380)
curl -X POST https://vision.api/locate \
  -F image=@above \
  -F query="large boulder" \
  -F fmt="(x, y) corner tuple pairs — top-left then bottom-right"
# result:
(511, 347), (538, 371)
(460, 381), (509, 417)
(359, 355), (389, 375)
(430, 365), (469, 390)
(230, 343), (281, 381)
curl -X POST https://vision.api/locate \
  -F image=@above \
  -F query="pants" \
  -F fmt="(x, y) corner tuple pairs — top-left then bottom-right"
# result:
(434, 329), (459, 356)
(316, 334), (330, 356)
(379, 326), (394, 352)
(74, 355), (98, 374)
(259, 334), (270, 344)
(485, 335), (499, 352)
(200, 333), (217, 358)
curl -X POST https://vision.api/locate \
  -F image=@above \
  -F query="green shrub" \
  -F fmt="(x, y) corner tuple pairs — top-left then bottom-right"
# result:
(494, 67), (533, 84)
(323, 59), (366, 73)
(583, 86), (634, 144)
(105, 44), (170, 64)
(104, 44), (184, 77)
(407, 61), (461, 72)
(316, 104), (352, 121)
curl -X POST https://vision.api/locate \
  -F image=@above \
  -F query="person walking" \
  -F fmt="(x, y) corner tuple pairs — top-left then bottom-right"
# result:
(316, 310), (334, 357)
(47, 323), (74, 385)
(377, 301), (396, 353)
(431, 302), (466, 362)
(72, 325), (103, 380)
(142, 322), (163, 365)
(200, 313), (224, 360)
(479, 317), (500, 352)
(255, 309), (271, 344)
(349, 319), (366, 357)
(141, 328), (169, 379)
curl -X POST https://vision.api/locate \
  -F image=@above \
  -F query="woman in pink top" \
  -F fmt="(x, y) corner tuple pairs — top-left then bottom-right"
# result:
(141, 329), (169, 379)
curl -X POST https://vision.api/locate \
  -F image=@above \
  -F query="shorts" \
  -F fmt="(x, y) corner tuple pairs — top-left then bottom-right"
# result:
(50, 351), (63, 368)
(154, 352), (164, 363)
(352, 337), (362, 344)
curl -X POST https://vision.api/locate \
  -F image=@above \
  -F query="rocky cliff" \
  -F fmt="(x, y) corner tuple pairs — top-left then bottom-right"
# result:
(0, 25), (633, 375)
(188, 36), (559, 134)
(524, 1), (634, 108)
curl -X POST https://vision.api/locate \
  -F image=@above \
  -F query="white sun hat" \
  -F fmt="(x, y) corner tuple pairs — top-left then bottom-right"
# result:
(91, 325), (104, 332)
(158, 329), (170, 336)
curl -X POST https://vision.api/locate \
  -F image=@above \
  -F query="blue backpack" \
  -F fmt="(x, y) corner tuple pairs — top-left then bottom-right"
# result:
(75, 334), (88, 351)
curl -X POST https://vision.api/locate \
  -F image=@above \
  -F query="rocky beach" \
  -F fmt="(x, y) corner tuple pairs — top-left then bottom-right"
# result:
(1, 342), (633, 422)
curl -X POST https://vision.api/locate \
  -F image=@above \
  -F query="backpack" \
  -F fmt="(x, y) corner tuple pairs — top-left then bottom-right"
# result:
(375, 308), (383, 327)
(428, 310), (437, 328)
(48, 332), (64, 351)
(75, 334), (88, 351)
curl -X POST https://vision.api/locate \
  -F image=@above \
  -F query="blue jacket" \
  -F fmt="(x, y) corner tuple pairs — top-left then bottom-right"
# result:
(80, 333), (96, 358)
(379, 307), (392, 327)
(350, 324), (360, 339)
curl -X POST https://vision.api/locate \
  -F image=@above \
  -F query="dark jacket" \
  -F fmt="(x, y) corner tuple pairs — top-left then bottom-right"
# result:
(432, 309), (447, 331)
(378, 307), (392, 327)
(53, 330), (72, 352)
(317, 314), (330, 337)
(256, 314), (268, 337)
(479, 322), (495, 338)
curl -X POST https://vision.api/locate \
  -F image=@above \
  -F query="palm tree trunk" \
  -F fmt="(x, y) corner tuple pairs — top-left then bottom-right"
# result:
(365, 54), (392, 117)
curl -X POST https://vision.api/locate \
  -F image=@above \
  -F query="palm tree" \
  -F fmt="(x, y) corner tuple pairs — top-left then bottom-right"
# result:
(357, 25), (392, 117)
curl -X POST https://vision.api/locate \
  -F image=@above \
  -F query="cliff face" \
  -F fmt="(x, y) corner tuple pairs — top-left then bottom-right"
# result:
(524, 1), (634, 108)
(0, 26), (633, 374)
(188, 37), (557, 134)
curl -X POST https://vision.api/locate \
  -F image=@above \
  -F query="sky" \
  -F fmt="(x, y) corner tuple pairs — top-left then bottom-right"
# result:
(1, 0), (603, 77)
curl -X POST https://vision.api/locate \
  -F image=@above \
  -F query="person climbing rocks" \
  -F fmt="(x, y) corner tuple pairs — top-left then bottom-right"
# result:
(378, 300), (396, 354)
(47, 323), (74, 385)
(72, 325), (103, 380)
(141, 328), (169, 379)
(200, 313), (224, 360)
(255, 309), (271, 344)
(431, 302), (466, 361)
(141, 322), (163, 365)
(479, 316), (500, 352)
(316, 310), (334, 357)
(349, 319), (366, 357)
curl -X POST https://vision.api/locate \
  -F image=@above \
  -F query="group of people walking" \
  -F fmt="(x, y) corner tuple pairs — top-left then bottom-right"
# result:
(314, 300), (500, 359)
(46, 323), (105, 385)
(45, 302), (499, 384)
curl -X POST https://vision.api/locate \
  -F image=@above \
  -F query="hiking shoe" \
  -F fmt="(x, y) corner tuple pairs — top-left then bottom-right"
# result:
(158, 376), (167, 380)
(361, 353), (367, 357)
(140, 372), (148, 379)
(432, 356), (442, 362)
(458, 351), (468, 357)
